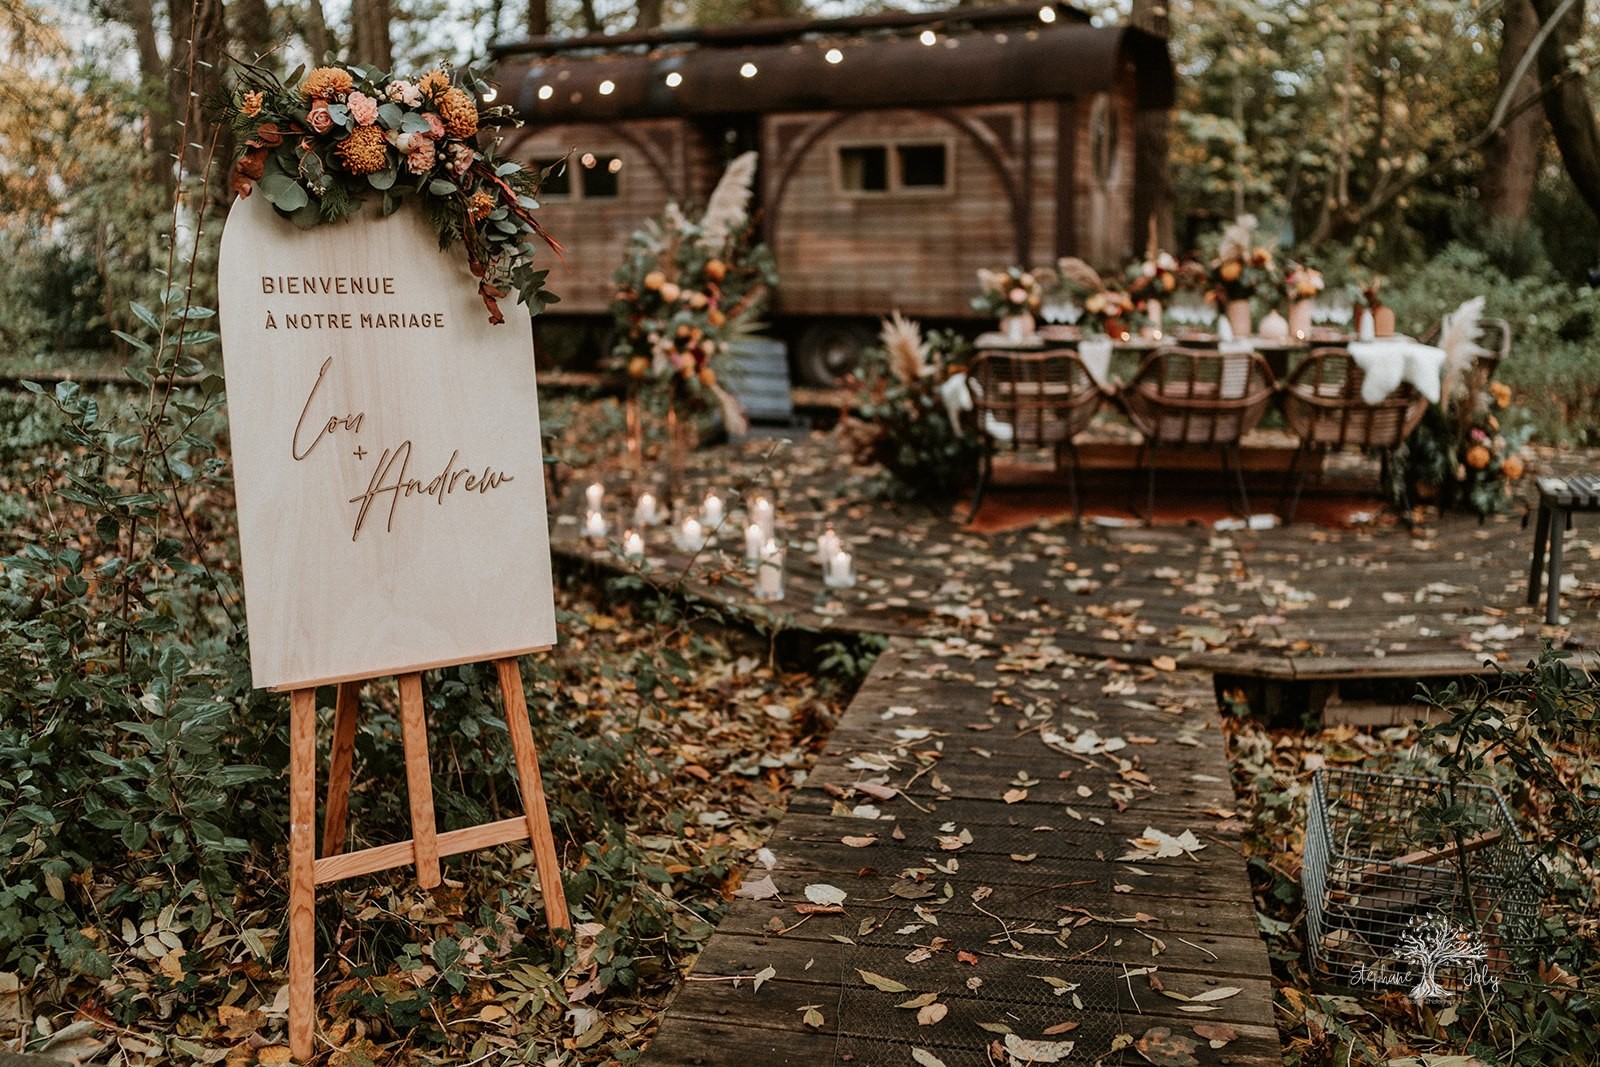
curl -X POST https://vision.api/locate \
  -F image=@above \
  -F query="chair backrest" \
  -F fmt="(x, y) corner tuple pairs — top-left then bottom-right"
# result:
(1120, 346), (1278, 446)
(1282, 347), (1427, 451)
(1419, 316), (1512, 371)
(966, 349), (1103, 451)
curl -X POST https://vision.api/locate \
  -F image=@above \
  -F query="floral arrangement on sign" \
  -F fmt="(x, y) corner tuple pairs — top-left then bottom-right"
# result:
(1210, 215), (1280, 304)
(610, 151), (778, 434)
(970, 267), (1046, 320)
(1056, 257), (1136, 337)
(220, 61), (560, 324)
(1393, 298), (1531, 517)
(841, 312), (979, 502)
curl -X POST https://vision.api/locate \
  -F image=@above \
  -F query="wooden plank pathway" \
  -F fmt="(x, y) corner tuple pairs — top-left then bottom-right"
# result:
(547, 431), (1599, 1066)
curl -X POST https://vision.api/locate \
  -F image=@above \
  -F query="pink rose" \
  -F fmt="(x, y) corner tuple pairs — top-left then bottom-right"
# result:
(446, 143), (473, 175)
(306, 101), (333, 134)
(348, 91), (379, 126)
(424, 112), (446, 140)
(405, 140), (437, 174)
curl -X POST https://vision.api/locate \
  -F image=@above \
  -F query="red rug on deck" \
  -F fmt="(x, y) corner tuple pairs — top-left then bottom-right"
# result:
(962, 484), (1390, 534)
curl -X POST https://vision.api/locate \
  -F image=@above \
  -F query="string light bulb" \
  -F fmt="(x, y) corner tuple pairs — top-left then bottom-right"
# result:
(825, 47), (843, 64)
(537, 84), (553, 100)
(1038, 4), (1057, 22)
(919, 29), (937, 45)
(598, 79), (615, 95)
(740, 61), (758, 78)
(665, 71), (683, 87)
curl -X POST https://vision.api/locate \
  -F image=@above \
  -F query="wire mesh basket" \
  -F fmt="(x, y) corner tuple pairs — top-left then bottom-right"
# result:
(1303, 768), (1540, 1001)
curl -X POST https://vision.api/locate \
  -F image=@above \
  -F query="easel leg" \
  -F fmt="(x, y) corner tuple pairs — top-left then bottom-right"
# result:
(495, 658), (571, 934)
(288, 688), (317, 1062)
(398, 673), (441, 889)
(321, 681), (361, 858)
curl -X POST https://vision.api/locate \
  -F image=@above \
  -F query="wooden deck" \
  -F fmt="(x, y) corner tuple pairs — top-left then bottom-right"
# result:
(549, 431), (1594, 1067)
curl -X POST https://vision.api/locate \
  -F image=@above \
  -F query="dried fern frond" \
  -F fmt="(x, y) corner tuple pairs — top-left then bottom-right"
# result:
(700, 150), (759, 251)
(880, 310), (930, 386)
(1438, 296), (1489, 412)
(1217, 214), (1259, 263)
(1055, 257), (1104, 295)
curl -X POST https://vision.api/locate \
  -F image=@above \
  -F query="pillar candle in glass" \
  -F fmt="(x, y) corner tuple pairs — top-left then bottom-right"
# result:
(585, 482), (605, 513)
(744, 522), (765, 569)
(754, 540), (785, 602)
(749, 495), (776, 540)
(676, 515), (705, 552)
(701, 491), (724, 528)
(816, 526), (841, 565)
(583, 509), (608, 540)
(824, 549), (856, 589)
(634, 492), (660, 528)
(623, 529), (645, 562)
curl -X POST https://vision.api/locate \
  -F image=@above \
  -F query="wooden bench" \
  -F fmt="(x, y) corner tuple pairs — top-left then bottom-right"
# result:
(1527, 475), (1600, 624)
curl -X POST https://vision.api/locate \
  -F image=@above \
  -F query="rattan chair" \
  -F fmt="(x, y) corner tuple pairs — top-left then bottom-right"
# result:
(1419, 316), (1512, 390)
(1280, 347), (1428, 523)
(964, 349), (1106, 523)
(1119, 346), (1278, 523)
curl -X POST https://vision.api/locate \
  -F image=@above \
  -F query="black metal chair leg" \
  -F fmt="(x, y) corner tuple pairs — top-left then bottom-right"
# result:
(1065, 442), (1082, 526)
(1225, 444), (1252, 520)
(1145, 444), (1157, 526)
(966, 449), (992, 524)
(1528, 501), (1552, 606)
(1281, 443), (1309, 525)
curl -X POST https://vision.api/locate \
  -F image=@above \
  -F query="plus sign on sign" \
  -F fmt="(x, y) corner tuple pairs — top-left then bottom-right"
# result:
(219, 193), (557, 691)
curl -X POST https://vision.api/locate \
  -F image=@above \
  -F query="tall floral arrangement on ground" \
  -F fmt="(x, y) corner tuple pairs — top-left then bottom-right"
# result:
(1394, 298), (1532, 516)
(611, 151), (778, 434)
(841, 313), (979, 502)
(219, 61), (559, 323)
(1209, 215), (1279, 304)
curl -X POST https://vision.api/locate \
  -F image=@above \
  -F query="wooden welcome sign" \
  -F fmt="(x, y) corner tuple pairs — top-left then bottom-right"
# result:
(219, 193), (569, 1061)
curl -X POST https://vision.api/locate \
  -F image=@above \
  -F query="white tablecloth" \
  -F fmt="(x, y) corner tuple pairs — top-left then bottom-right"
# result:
(1347, 339), (1448, 404)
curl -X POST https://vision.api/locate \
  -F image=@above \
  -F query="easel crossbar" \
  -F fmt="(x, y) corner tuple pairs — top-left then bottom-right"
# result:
(314, 815), (533, 885)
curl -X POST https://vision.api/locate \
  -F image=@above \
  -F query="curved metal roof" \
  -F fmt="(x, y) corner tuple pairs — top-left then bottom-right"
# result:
(498, 22), (1174, 125)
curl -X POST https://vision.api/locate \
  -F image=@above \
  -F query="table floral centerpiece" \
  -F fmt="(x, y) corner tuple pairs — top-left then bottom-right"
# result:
(1282, 262), (1325, 339)
(221, 60), (561, 324)
(1209, 214), (1279, 338)
(611, 151), (777, 482)
(1125, 250), (1180, 336)
(971, 266), (1045, 341)
(1057, 258), (1136, 340)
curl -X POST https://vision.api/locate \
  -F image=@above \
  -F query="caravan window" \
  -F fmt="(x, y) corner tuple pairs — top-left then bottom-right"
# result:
(836, 141), (951, 196)
(838, 146), (889, 192)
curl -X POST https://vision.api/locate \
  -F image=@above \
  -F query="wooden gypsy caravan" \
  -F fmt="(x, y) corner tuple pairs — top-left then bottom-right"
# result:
(493, 3), (1173, 383)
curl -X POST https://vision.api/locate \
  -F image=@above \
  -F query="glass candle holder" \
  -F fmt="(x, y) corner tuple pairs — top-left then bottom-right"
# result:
(744, 522), (765, 570)
(748, 494), (776, 540)
(582, 509), (609, 541)
(585, 482), (605, 513)
(823, 549), (856, 589)
(634, 492), (661, 528)
(701, 491), (725, 528)
(816, 526), (841, 565)
(674, 515), (707, 552)
(622, 528), (646, 563)
(754, 540), (785, 602)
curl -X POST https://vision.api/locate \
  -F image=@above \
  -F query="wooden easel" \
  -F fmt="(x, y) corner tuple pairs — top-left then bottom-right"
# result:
(287, 654), (569, 1061)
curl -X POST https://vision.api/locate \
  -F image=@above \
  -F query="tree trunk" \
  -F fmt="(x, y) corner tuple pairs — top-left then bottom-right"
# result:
(1482, 0), (1543, 223)
(125, 0), (175, 196)
(304, 0), (333, 63)
(1130, 0), (1173, 252)
(1530, 0), (1600, 221)
(231, 0), (273, 62)
(527, 0), (549, 38)
(170, 0), (229, 197)
(349, 0), (393, 71)
(634, 0), (663, 32)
